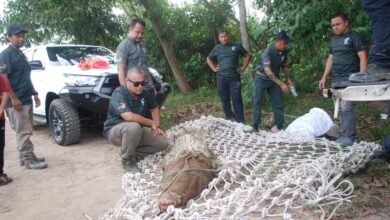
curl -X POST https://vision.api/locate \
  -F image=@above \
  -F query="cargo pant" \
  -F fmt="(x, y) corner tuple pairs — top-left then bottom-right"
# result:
(216, 76), (245, 123)
(362, 0), (390, 69)
(108, 122), (168, 163)
(334, 99), (356, 141)
(6, 104), (36, 160)
(252, 76), (284, 130)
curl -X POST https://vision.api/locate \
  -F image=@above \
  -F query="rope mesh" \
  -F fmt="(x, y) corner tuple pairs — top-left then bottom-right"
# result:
(102, 115), (381, 220)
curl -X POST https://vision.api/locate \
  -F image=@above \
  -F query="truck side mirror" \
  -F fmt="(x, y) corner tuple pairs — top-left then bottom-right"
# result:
(29, 60), (44, 70)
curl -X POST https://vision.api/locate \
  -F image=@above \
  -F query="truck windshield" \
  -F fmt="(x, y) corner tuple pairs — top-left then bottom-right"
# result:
(46, 46), (115, 65)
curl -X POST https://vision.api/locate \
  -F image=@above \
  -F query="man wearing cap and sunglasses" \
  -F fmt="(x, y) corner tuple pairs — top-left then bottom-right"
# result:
(103, 67), (168, 173)
(251, 31), (295, 133)
(0, 24), (47, 170)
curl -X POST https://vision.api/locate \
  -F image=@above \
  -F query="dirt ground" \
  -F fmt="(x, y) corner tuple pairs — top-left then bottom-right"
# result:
(0, 122), (123, 220)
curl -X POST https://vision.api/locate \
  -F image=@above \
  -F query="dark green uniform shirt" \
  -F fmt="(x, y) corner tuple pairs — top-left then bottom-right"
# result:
(257, 44), (288, 77)
(208, 42), (248, 78)
(0, 45), (33, 106)
(116, 38), (152, 85)
(330, 31), (366, 82)
(103, 85), (157, 137)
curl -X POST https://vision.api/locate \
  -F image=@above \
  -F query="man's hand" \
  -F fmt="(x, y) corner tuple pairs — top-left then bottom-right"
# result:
(0, 107), (4, 116)
(156, 128), (167, 139)
(12, 98), (22, 111)
(280, 83), (290, 93)
(287, 78), (295, 87)
(151, 123), (159, 136)
(214, 65), (220, 73)
(236, 66), (245, 74)
(319, 78), (327, 90)
(34, 95), (41, 108)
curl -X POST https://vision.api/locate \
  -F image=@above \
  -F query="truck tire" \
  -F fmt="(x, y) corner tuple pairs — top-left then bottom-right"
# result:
(48, 99), (80, 146)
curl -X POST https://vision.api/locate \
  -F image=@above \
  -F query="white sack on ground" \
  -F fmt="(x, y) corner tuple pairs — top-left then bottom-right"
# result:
(286, 107), (335, 138)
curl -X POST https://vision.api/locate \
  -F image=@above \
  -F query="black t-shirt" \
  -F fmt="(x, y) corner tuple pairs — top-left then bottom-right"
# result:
(0, 45), (34, 106)
(103, 85), (157, 136)
(257, 43), (288, 77)
(330, 31), (366, 82)
(208, 42), (248, 78)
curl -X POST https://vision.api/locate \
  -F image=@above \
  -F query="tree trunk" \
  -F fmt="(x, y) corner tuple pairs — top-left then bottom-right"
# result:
(237, 0), (250, 51)
(140, 0), (193, 93)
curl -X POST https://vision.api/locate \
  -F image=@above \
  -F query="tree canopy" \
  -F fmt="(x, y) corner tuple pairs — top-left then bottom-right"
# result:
(1, 0), (371, 93)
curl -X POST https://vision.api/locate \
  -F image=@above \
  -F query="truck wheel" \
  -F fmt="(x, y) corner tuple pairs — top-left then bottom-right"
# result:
(48, 99), (80, 146)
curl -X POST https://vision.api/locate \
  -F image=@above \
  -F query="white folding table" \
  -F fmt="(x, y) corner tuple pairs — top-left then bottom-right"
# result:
(325, 81), (390, 118)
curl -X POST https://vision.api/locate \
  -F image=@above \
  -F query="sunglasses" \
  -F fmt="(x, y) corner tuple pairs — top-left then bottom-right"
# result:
(127, 79), (147, 87)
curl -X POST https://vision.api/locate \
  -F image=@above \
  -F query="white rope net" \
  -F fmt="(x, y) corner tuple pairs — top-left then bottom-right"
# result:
(102, 115), (381, 220)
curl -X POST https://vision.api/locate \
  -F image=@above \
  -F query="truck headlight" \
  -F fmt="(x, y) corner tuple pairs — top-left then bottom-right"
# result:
(63, 74), (100, 86)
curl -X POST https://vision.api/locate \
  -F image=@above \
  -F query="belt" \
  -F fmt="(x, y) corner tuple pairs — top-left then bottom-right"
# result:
(255, 70), (267, 77)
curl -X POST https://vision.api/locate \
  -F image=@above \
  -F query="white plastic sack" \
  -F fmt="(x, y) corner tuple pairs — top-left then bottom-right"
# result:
(286, 108), (335, 138)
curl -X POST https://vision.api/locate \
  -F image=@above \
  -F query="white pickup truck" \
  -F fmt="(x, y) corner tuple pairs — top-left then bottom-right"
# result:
(25, 45), (170, 146)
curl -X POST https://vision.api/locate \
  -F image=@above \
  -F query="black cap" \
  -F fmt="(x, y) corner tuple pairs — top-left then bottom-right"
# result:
(6, 24), (28, 36)
(275, 30), (290, 43)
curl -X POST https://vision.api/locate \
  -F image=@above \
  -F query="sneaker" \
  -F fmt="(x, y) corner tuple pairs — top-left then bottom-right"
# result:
(336, 137), (353, 147)
(0, 173), (13, 186)
(271, 126), (283, 133)
(20, 156), (45, 166)
(349, 64), (390, 82)
(325, 125), (340, 138)
(245, 127), (259, 133)
(122, 160), (141, 173)
(24, 158), (48, 169)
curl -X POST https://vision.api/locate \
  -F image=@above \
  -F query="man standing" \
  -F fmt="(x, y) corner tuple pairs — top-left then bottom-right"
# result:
(349, 0), (390, 82)
(207, 29), (251, 123)
(319, 13), (368, 146)
(251, 31), (294, 133)
(0, 24), (47, 169)
(116, 18), (153, 87)
(103, 67), (168, 173)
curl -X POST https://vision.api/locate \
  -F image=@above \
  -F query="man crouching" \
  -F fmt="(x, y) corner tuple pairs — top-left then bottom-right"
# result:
(103, 67), (168, 173)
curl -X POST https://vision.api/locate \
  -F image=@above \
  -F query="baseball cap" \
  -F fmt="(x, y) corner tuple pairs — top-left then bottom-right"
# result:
(6, 23), (28, 36)
(275, 31), (290, 43)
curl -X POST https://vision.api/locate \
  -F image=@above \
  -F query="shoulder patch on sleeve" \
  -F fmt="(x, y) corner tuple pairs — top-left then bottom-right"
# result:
(118, 102), (126, 110)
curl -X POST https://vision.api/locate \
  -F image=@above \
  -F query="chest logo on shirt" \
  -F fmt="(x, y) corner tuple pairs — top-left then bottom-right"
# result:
(142, 47), (147, 54)
(344, 37), (350, 45)
(141, 98), (145, 106)
(118, 102), (126, 110)
(281, 56), (285, 62)
(232, 46), (236, 51)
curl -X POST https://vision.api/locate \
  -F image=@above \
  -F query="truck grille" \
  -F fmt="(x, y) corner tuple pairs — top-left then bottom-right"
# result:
(100, 75), (120, 96)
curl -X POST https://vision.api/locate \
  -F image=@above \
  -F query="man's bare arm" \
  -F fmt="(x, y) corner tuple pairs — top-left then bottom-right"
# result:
(237, 53), (251, 73)
(0, 73), (22, 111)
(0, 92), (9, 115)
(357, 51), (368, 71)
(120, 111), (157, 128)
(117, 63), (127, 86)
(319, 55), (333, 89)
(264, 65), (283, 86)
(282, 66), (294, 85)
(206, 57), (218, 73)
(150, 107), (161, 127)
